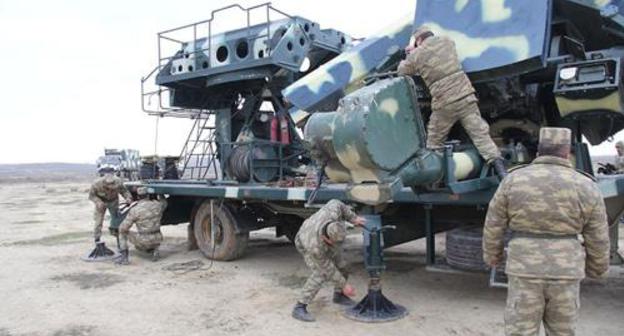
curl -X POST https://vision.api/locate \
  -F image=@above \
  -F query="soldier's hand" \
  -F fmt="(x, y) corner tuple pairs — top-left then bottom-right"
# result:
(352, 216), (367, 227)
(342, 284), (356, 297)
(487, 256), (501, 268)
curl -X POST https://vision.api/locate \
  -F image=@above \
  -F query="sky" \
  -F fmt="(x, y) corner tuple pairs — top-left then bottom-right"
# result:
(0, 0), (621, 164)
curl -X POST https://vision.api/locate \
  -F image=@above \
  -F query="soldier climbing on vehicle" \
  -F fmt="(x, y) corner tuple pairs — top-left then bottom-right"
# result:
(397, 25), (507, 178)
(114, 187), (167, 265)
(84, 172), (133, 261)
(292, 200), (366, 322)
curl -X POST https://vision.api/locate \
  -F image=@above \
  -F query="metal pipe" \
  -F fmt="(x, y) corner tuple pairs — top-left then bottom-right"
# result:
(424, 204), (435, 266)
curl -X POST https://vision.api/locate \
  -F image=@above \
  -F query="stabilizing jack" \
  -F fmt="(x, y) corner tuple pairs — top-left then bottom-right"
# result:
(81, 240), (116, 262)
(344, 215), (407, 323)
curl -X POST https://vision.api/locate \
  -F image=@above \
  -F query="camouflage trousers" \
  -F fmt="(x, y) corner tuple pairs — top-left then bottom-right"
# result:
(119, 231), (163, 252)
(427, 97), (501, 163)
(92, 199), (120, 240)
(505, 276), (580, 336)
(296, 243), (348, 305)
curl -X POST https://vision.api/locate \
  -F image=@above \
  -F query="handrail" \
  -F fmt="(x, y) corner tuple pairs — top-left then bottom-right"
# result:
(141, 3), (295, 119)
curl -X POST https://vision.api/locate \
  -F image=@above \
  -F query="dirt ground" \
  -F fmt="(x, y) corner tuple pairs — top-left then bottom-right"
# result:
(1, 181), (623, 336)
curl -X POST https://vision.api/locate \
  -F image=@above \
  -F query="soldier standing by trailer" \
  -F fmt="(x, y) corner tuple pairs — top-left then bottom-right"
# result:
(84, 173), (133, 260)
(292, 200), (366, 322)
(114, 187), (167, 265)
(398, 25), (507, 178)
(615, 140), (624, 173)
(483, 127), (610, 336)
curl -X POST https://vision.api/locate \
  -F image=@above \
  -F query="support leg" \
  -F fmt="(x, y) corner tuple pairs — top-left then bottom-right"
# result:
(424, 204), (435, 266)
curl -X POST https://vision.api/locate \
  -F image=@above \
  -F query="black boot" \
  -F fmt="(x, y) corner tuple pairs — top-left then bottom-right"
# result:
(492, 158), (507, 179)
(113, 249), (129, 265)
(82, 239), (116, 262)
(292, 302), (315, 322)
(333, 291), (356, 306)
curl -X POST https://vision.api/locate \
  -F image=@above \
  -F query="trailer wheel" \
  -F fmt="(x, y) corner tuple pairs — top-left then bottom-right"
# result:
(193, 200), (249, 261)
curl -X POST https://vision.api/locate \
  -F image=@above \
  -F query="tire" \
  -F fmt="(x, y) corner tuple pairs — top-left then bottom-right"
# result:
(446, 226), (489, 272)
(193, 200), (249, 261)
(446, 226), (509, 272)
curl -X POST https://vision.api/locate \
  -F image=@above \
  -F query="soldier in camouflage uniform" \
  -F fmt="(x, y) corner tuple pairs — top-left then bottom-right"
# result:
(114, 187), (167, 265)
(483, 127), (610, 336)
(87, 173), (133, 257)
(292, 199), (366, 322)
(398, 26), (507, 178)
(614, 141), (624, 173)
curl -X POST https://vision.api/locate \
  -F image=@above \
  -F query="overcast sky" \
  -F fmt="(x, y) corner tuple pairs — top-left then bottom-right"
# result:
(0, 0), (621, 164)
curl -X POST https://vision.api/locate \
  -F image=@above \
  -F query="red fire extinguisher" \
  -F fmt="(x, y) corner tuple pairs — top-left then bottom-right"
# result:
(279, 115), (290, 145)
(270, 115), (279, 142)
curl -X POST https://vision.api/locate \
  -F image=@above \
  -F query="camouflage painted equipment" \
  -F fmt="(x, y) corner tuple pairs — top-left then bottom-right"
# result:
(283, 15), (414, 122)
(412, 0), (624, 145)
(539, 127), (572, 146)
(304, 76), (483, 205)
(413, 0), (550, 79)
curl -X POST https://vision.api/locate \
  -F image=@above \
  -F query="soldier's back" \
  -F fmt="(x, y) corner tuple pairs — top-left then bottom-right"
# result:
(417, 36), (475, 107)
(503, 156), (601, 279)
(130, 200), (164, 233)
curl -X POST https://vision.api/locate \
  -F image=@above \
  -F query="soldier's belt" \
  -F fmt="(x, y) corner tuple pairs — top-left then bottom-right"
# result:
(138, 229), (161, 235)
(511, 231), (578, 240)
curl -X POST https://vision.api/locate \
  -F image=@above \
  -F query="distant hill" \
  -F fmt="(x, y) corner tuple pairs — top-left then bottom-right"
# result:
(0, 163), (96, 184)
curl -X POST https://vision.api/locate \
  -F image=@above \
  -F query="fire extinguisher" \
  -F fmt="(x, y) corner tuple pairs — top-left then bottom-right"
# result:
(279, 115), (290, 145)
(270, 114), (279, 142)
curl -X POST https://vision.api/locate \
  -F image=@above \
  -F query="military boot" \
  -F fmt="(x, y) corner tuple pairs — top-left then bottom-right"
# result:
(151, 248), (160, 262)
(492, 158), (507, 179)
(114, 249), (129, 265)
(333, 291), (356, 306)
(292, 302), (315, 322)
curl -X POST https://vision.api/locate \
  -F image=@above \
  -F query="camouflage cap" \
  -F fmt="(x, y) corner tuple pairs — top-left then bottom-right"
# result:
(136, 187), (148, 196)
(539, 127), (571, 146)
(616, 140), (624, 148)
(326, 221), (347, 243)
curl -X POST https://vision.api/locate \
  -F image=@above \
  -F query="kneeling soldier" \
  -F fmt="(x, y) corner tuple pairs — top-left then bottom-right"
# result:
(114, 187), (167, 265)
(292, 200), (366, 322)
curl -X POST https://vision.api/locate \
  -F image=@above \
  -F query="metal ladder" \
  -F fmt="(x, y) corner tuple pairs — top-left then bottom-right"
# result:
(179, 112), (221, 180)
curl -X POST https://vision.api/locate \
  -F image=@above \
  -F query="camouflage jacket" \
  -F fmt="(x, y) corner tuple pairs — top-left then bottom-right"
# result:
(397, 36), (475, 110)
(88, 176), (132, 203)
(483, 156), (610, 279)
(295, 200), (357, 256)
(119, 198), (167, 235)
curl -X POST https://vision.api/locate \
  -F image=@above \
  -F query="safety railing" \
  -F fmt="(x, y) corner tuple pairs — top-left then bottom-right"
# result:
(141, 3), (292, 117)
